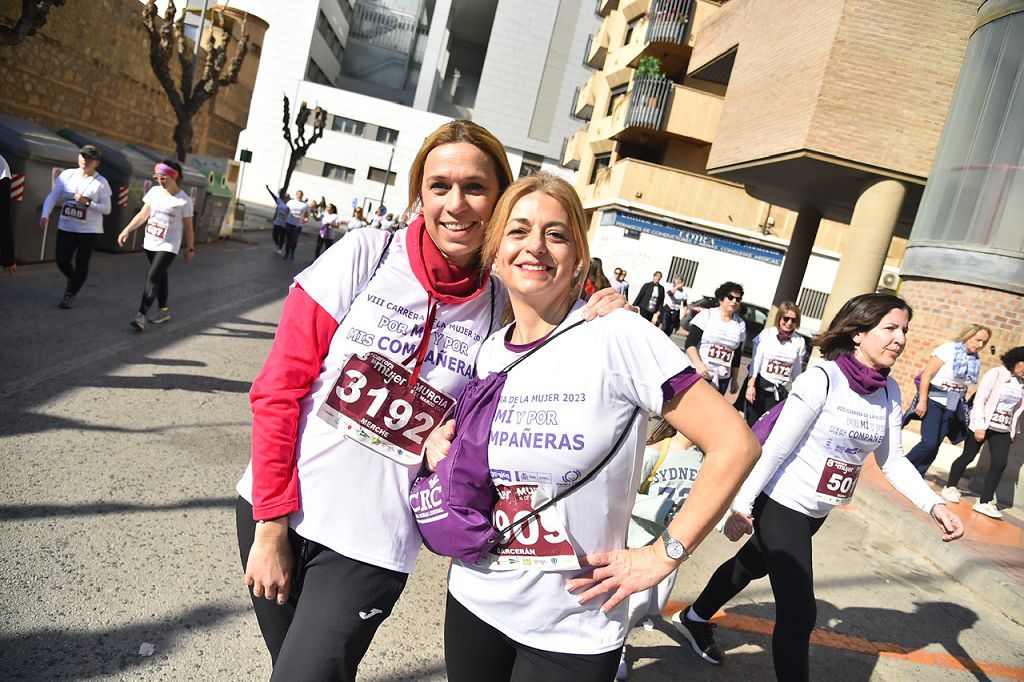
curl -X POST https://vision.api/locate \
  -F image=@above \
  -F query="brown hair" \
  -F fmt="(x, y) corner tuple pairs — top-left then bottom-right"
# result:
(953, 323), (992, 343)
(406, 120), (514, 214)
(480, 172), (590, 317)
(813, 293), (913, 361)
(774, 301), (801, 328)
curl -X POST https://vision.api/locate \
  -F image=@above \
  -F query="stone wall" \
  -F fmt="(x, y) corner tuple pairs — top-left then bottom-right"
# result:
(0, 0), (263, 158)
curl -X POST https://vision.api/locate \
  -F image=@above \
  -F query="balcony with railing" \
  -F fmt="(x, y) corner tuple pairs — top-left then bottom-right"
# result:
(561, 128), (586, 169)
(644, 0), (694, 46)
(586, 25), (610, 69)
(624, 76), (672, 130)
(579, 157), (771, 230)
(597, 0), (620, 17)
(573, 73), (599, 121)
(590, 78), (721, 145)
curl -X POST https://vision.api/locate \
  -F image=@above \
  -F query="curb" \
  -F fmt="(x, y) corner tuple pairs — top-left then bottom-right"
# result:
(854, 463), (1024, 624)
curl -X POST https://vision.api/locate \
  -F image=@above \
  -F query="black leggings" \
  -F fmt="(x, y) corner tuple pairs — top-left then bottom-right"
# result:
(444, 592), (621, 682)
(235, 498), (408, 681)
(285, 225), (301, 258)
(138, 249), (176, 314)
(659, 305), (680, 336)
(745, 376), (788, 426)
(946, 429), (1011, 504)
(272, 224), (285, 248)
(314, 235), (334, 258)
(55, 230), (99, 294)
(691, 494), (827, 682)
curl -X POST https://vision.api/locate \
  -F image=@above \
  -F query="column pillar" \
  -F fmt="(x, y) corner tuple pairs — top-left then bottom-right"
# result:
(771, 211), (820, 319)
(818, 178), (906, 326)
(412, 0), (453, 111)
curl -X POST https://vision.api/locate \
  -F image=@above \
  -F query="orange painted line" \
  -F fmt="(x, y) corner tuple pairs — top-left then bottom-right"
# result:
(664, 601), (1024, 680)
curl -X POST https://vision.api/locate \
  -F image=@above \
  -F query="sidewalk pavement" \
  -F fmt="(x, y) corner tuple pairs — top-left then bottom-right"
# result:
(854, 430), (1024, 623)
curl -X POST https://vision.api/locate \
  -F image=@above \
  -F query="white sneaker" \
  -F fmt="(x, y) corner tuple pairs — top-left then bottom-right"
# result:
(940, 486), (962, 503)
(129, 312), (145, 331)
(973, 501), (1003, 519)
(148, 309), (171, 324)
(615, 651), (628, 680)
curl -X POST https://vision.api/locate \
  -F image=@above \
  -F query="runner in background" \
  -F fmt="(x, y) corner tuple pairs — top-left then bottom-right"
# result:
(117, 160), (194, 331)
(659, 276), (687, 337)
(942, 346), (1024, 518)
(676, 293), (963, 681)
(283, 190), (310, 261)
(40, 145), (112, 308)
(265, 186), (289, 256)
(742, 302), (806, 425)
(905, 324), (991, 475)
(235, 121), (627, 681)
(347, 206), (369, 231)
(314, 203), (340, 259)
(617, 425), (705, 680)
(438, 173), (759, 682)
(685, 282), (746, 396)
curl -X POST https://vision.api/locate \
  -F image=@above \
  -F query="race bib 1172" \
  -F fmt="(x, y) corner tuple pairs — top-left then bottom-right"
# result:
(317, 352), (455, 465)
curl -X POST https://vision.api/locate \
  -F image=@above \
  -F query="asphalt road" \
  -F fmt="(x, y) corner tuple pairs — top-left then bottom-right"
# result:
(1, 234), (1021, 681)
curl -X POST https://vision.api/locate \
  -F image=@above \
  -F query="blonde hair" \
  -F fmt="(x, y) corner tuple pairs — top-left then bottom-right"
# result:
(774, 301), (801, 328)
(406, 120), (514, 214)
(481, 172), (591, 314)
(954, 324), (992, 343)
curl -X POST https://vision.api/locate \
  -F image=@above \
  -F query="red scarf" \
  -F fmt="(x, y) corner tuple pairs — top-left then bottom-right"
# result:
(405, 215), (489, 305)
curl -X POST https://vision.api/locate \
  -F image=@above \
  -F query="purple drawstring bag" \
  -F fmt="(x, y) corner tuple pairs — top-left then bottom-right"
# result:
(750, 367), (830, 445)
(409, 320), (591, 563)
(409, 370), (506, 562)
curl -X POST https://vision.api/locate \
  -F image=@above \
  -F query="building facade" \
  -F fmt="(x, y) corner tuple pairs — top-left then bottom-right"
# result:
(567, 0), (976, 330)
(223, 0), (600, 216)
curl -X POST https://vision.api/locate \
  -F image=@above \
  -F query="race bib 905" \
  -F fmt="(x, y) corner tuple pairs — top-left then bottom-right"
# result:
(318, 352), (455, 465)
(477, 484), (580, 572)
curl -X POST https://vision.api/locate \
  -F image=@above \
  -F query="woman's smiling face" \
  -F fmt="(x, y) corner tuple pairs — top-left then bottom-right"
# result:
(494, 191), (579, 310)
(420, 143), (501, 269)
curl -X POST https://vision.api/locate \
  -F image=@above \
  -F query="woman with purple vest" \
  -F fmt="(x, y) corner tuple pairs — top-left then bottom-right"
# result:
(672, 293), (963, 682)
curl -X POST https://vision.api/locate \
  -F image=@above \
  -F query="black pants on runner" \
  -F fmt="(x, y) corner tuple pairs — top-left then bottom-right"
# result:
(744, 376), (788, 426)
(946, 429), (1011, 504)
(284, 225), (301, 258)
(691, 494), (827, 682)
(138, 249), (176, 314)
(445, 592), (621, 682)
(55, 230), (99, 295)
(235, 497), (408, 681)
(272, 223), (285, 248)
(314, 235), (334, 258)
(659, 305), (680, 336)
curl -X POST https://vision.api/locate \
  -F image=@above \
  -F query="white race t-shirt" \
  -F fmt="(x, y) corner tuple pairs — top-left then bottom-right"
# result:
(927, 342), (972, 408)
(750, 328), (806, 388)
(348, 217), (369, 230)
(990, 378), (1024, 433)
(448, 303), (692, 655)
(665, 287), (686, 312)
(690, 308), (746, 381)
(286, 199), (309, 226)
(733, 361), (942, 519)
(236, 228), (506, 573)
(142, 187), (193, 253)
(42, 168), (113, 234)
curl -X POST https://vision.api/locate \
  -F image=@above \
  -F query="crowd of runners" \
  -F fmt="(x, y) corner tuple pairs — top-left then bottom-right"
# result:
(228, 119), (1023, 682)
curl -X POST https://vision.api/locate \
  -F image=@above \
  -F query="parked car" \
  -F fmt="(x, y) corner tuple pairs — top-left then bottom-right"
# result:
(680, 296), (769, 356)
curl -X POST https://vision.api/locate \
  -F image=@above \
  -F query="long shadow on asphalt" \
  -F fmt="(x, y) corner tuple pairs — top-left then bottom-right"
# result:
(0, 602), (249, 680)
(629, 599), (988, 681)
(0, 496), (236, 521)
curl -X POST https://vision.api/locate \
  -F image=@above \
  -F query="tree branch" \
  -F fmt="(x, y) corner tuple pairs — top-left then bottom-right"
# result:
(0, 0), (67, 47)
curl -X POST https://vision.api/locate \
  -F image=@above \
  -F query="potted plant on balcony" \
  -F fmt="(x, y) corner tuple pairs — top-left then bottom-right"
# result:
(634, 55), (666, 107)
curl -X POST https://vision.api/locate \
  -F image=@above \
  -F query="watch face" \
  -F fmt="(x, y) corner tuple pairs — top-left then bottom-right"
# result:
(666, 541), (684, 560)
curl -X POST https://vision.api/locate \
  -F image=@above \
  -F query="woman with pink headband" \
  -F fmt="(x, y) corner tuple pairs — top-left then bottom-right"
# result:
(117, 159), (195, 330)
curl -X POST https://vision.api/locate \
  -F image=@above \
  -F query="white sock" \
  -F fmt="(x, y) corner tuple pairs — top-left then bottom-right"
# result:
(686, 607), (709, 623)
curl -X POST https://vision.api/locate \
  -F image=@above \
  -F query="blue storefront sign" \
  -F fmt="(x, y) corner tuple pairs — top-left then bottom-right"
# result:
(601, 210), (785, 266)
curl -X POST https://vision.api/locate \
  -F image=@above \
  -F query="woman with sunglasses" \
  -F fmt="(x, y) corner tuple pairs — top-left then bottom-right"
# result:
(685, 282), (746, 396)
(742, 302), (806, 425)
(117, 160), (194, 330)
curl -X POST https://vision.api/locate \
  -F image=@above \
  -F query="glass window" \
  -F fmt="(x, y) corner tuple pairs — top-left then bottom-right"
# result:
(589, 153), (611, 184)
(376, 126), (399, 144)
(332, 116), (365, 136)
(323, 163), (355, 183)
(367, 167), (397, 185)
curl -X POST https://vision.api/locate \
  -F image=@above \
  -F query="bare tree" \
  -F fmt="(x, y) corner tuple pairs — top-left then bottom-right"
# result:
(141, 0), (250, 161)
(281, 96), (328, 192)
(0, 0), (66, 46)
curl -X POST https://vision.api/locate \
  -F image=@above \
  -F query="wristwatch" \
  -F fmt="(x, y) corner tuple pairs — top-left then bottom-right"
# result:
(660, 529), (690, 562)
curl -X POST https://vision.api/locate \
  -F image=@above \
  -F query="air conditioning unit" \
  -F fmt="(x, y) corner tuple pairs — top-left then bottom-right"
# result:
(878, 271), (900, 291)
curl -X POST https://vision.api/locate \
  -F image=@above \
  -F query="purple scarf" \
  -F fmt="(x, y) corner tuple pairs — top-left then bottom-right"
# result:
(836, 354), (889, 396)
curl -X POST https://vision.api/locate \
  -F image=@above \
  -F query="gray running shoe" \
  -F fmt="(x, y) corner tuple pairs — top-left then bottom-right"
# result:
(149, 309), (171, 324)
(130, 312), (146, 331)
(672, 607), (724, 665)
(59, 292), (76, 309)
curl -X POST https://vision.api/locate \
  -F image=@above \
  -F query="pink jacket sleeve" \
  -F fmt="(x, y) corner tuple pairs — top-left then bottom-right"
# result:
(968, 367), (1002, 432)
(248, 284), (339, 520)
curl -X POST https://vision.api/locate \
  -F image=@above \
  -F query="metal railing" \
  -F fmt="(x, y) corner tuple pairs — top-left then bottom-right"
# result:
(570, 86), (591, 121)
(349, 1), (418, 53)
(644, 0), (694, 45)
(625, 76), (671, 129)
